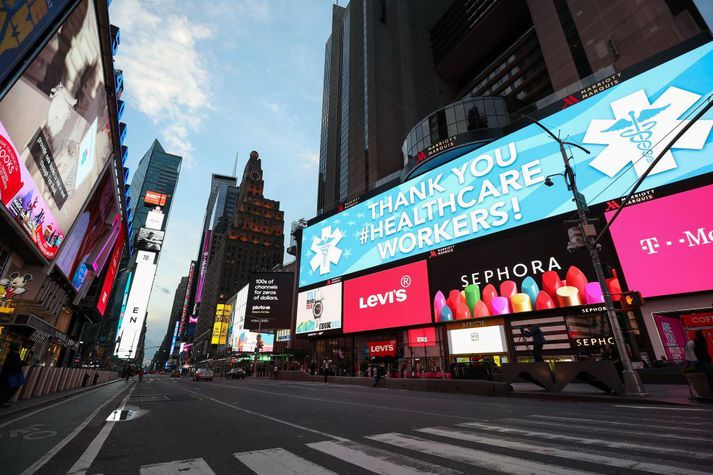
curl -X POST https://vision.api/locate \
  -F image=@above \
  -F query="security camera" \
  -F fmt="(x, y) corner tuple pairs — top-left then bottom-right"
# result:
(544, 176), (555, 187)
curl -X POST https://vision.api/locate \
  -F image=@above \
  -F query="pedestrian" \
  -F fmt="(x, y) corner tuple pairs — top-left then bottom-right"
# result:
(322, 360), (329, 384)
(685, 335), (698, 369)
(693, 330), (713, 392)
(124, 366), (132, 382)
(138, 367), (144, 382)
(522, 324), (545, 362)
(273, 364), (278, 380)
(373, 364), (385, 386)
(0, 343), (25, 407)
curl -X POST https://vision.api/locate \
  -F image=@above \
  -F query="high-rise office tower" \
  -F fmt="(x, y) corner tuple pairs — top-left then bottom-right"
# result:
(106, 139), (182, 362)
(193, 151), (284, 359)
(316, 1), (451, 214)
(153, 275), (188, 369)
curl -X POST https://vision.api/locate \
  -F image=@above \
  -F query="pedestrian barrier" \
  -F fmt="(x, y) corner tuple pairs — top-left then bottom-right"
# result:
(10, 367), (119, 403)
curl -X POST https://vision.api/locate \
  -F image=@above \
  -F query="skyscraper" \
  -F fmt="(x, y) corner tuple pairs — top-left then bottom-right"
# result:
(316, 1), (450, 214)
(193, 151), (284, 360)
(106, 139), (182, 362)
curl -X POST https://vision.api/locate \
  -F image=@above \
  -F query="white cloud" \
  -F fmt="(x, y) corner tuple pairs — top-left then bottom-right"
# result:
(111, 0), (214, 166)
(265, 101), (288, 115)
(297, 150), (320, 169)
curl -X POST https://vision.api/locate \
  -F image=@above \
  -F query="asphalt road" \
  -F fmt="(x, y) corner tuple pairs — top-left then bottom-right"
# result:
(2, 374), (713, 474)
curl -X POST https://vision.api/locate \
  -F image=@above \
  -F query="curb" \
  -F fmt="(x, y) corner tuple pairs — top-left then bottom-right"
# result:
(0, 378), (122, 421)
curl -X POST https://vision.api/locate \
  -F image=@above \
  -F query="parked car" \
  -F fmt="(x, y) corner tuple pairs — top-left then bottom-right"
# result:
(227, 368), (246, 379)
(193, 368), (214, 382)
(170, 370), (181, 377)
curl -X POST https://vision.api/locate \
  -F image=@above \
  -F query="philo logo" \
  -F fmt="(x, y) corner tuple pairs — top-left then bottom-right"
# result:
(309, 226), (344, 275)
(584, 87), (713, 179)
(359, 274), (411, 309)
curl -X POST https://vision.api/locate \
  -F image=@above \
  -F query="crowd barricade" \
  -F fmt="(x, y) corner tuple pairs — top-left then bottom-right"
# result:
(11, 367), (119, 403)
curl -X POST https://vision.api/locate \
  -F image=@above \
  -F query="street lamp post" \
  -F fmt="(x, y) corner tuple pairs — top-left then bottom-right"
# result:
(525, 115), (646, 395)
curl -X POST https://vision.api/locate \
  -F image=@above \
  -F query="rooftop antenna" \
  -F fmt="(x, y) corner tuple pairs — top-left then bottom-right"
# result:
(232, 151), (238, 177)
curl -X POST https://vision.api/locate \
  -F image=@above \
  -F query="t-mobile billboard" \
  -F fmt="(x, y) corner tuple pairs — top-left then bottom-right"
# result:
(299, 41), (713, 288)
(607, 184), (713, 297)
(343, 261), (431, 334)
(114, 251), (157, 359)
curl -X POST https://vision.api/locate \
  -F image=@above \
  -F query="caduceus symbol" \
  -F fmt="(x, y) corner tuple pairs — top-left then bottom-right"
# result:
(602, 104), (670, 163)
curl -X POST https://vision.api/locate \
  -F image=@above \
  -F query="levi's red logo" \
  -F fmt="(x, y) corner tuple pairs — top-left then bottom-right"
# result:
(344, 261), (431, 333)
(369, 340), (397, 357)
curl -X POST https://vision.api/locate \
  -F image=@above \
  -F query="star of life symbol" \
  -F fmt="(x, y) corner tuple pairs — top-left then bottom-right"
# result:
(309, 226), (344, 275)
(584, 87), (713, 178)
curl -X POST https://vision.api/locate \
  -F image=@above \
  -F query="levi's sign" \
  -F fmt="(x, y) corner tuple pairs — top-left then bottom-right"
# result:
(299, 41), (713, 287)
(369, 340), (397, 357)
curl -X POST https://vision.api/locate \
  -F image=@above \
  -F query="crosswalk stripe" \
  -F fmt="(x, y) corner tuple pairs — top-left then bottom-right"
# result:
(139, 458), (215, 474)
(460, 422), (713, 461)
(416, 426), (710, 475)
(234, 447), (336, 475)
(308, 440), (459, 475)
(366, 432), (597, 475)
(519, 418), (713, 443)
(528, 415), (713, 434)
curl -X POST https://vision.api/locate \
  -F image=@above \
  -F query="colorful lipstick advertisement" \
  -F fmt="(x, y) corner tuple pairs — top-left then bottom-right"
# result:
(0, 121), (64, 259)
(607, 184), (713, 297)
(427, 222), (619, 321)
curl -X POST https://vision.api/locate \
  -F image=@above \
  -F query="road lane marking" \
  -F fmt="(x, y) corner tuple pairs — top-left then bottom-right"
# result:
(139, 458), (216, 474)
(208, 382), (477, 421)
(173, 385), (349, 442)
(613, 405), (707, 411)
(308, 440), (460, 475)
(66, 384), (136, 474)
(459, 422), (713, 461)
(0, 380), (122, 429)
(416, 426), (711, 475)
(234, 447), (337, 475)
(19, 381), (135, 475)
(366, 432), (596, 475)
(529, 414), (713, 433)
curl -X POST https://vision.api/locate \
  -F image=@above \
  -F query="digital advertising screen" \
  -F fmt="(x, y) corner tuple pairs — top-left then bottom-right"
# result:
(55, 170), (119, 289)
(447, 325), (508, 355)
(299, 41), (713, 288)
(144, 209), (165, 230)
(295, 282), (342, 335)
(211, 303), (231, 345)
(114, 251), (157, 359)
(144, 190), (167, 206)
(135, 228), (164, 252)
(237, 331), (274, 353)
(0, 0), (115, 260)
(607, 184), (713, 298)
(343, 260), (431, 334)
(427, 221), (608, 322)
(245, 272), (294, 330)
(97, 223), (124, 316)
(408, 327), (437, 347)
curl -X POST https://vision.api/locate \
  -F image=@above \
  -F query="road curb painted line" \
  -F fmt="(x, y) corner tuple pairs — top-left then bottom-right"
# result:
(0, 379), (123, 428)
(18, 381), (136, 475)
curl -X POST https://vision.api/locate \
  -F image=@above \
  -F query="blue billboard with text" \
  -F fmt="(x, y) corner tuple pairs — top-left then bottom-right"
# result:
(299, 42), (713, 288)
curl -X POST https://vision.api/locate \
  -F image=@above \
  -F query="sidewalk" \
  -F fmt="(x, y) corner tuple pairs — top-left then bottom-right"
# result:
(509, 382), (711, 406)
(0, 378), (121, 420)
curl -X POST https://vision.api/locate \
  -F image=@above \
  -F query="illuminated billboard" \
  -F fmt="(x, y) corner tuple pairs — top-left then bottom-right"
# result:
(299, 41), (713, 288)
(97, 224), (125, 316)
(447, 325), (508, 355)
(194, 230), (212, 304)
(211, 304), (231, 345)
(144, 190), (167, 206)
(244, 272), (294, 330)
(135, 228), (164, 252)
(55, 171), (119, 288)
(0, 0), (115, 259)
(295, 282), (342, 335)
(145, 209), (165, 230)
(237, 331), (274, 353)
(608, 184), (713, 297)
(177, 261), (195, 335)
(114, 251), (157, 359)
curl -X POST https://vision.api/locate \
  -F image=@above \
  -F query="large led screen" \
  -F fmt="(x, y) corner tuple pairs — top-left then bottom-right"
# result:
(97, 225), (124, 316)
(607, 184), (713, 297)
(244, 272), (294, 330)
(295, 282), (342, 335)
(237, 331), (274, 353)
(343, 261), (431, 334)
(55, 170), (119, 289)
(427, 222), (608, 321)
(135, 228), (164, 252)
(0, 0), (114, 259)
(447, 325), (507, 355)
(114, 251), (157, 359)
(299, 41), (713, 288)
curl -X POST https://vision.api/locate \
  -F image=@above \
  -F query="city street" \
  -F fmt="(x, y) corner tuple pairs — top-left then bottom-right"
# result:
(1, 375), (712, 474)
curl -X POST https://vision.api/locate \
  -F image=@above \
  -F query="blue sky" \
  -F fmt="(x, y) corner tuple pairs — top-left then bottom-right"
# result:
(110, 0), (334, 360)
